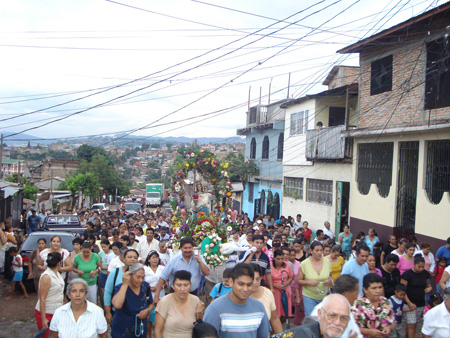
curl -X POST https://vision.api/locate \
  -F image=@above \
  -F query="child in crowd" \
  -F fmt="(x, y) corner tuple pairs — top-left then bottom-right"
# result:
(435, 257), (447, 294)
(5, 246), (29, 300)
(192, 319), (219, 338)
(423, 293), (443, 315)
(209, 268), (232, 300)
(389, 284), (410, 338)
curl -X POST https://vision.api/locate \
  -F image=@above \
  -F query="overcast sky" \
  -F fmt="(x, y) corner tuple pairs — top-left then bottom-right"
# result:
(0, 0), (444, 142)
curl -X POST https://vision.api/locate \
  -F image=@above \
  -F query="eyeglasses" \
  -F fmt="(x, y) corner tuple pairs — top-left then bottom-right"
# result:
(321, 308), (350, 323)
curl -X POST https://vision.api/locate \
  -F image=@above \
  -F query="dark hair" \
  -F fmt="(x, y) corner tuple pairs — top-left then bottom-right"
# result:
(180, 237), (195, 248)
(223, 268), (232, 279)
(398, 238), (409, 246)
(447, 237), (450, 245)
(100, 239), (111, 248)
(120, 235), (130, 245)
(394, 284), (407, 292)
(112, 229), (120, 236)
(88, 233), (97, 241)
(362, 273), (383, 289)
(316, 229), (324, 236)
(146, 227), (155, 234)
(273, 249), (284, 258)
(72, 237), (84, 246)
(174, 270), (192, 283)
(8, 246), (18, 254)
(192, 319), (219, 338)
(413, 255), (425, 265)
(81, 242), (92, 249)
(310, 241), (323, 251)
(331, 244), (341, 253)
(385, 253), (399, 264)
(355, 243), (370, 254)
(111, 241), (123, 249)
(46, 252), (62, 268)
(86, 221), (94, 228)
(333, 274), (359, 295)
(251, 263), (262, 276)
(230, 263), (254, 281)
(293, 239), (303, 246)
(37, 238), (47, 244)
(428, 293), (443, 306)
(420, 242), (431, 250)
(405, 243), (416, 251)
(253, 234), (264, 242)
(145, 250), (161, 267)
(123, 248), (139, 259)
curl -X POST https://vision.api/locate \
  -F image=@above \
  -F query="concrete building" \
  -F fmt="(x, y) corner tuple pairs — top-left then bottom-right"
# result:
(338, 3), (450, 247)
(237, 100), (289, 220)
(1, 158), (25, 177)
(281, 67), (359, 234)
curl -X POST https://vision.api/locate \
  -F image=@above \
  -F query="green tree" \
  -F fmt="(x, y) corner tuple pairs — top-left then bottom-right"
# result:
(225, 151), (259, 188)
(63, 172), (100, 198)
(151, 143), (160, 149)
(23, 183), (39, 200)
(141, 143), (150, 151)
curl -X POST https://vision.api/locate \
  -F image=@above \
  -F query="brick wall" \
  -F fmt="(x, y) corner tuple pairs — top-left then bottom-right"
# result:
(358, 40), (450, 130)
(328, 67), (360, 89)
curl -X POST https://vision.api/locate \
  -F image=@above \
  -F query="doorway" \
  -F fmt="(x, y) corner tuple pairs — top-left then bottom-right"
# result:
(336, 181), (350, 233)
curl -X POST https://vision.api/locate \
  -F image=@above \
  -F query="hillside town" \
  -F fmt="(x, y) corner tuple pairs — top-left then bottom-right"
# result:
(1, 3), (450, 338)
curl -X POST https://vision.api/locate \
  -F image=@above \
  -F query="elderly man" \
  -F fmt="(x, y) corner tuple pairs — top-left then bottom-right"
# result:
(50, 278), (107, 338)
(322, 221), (335, 240)
(422, 288), (450, 338)
(274, 294), (351, 338)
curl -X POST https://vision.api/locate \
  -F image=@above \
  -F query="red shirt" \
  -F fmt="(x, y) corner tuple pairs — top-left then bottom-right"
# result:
(435, 266), (445, 283)
(303, 228), (312, 243)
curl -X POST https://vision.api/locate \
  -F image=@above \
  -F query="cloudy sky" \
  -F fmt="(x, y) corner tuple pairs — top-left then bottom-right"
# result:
(0, 0), (444, 142)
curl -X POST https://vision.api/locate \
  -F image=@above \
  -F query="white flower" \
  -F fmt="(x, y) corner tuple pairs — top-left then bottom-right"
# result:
(210, 243), (214, 247)
(227, 226), (232, 231)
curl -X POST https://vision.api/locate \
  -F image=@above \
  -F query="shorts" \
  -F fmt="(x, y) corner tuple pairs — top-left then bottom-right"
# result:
(12, 270), (23, 281)
(403, 305), (424, 324)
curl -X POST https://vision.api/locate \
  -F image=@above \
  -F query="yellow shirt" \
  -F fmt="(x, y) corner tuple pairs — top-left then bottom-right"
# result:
(328, 256), (345, 282)
(300, 257), (331, 300)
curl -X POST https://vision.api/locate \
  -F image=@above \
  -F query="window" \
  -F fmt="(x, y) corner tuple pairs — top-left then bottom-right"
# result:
(284, 177), (303, 199)
(425, 37), (450, 110)
(277, 133), (284, 160)
(425, 140), (450, 204)
(370, 55), (392, 95)
(357, 142), (393, 197)
(248, 182), (254, 202)
(262, 136), (269, 159)
(290, 110), (309, 135)
(329, 107), (345, 126)
(307, 179), (332, 205)
(250, 137), (256, 159)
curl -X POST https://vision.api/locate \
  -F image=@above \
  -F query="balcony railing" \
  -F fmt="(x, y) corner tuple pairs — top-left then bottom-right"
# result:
(305, 125), (353, 160)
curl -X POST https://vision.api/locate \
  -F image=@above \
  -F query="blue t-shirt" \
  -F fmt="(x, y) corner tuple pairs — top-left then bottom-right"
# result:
(389, 296), (404, 324)
(111, 282), (152, 338)
(341, 259), (369, 296)
(204, 294), (269, 338)
(209, 282), (232, 299)
(28, 215), (40, 231)
(436, 245), (450, 266)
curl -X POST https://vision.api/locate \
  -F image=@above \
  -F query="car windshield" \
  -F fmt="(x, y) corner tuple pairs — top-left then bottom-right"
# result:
(21, 234), (74, 251)
(124, 203), (141, 211)
(92, 205), (103, 209)
(46, 215), (80, 225)
(147, 192), (160, 198)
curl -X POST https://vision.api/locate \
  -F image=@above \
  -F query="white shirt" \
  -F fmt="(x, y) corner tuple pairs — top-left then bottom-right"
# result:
(136, 238), (160, 262)
(323, 227), (335, 240)
(311, 302), (363, 338)
(12, 254), (23, 272)
(144, 265), (165, 298)
(422, 302), (450, 338)
(157, 249), (173, 266)
(50, 300), (107, 338)
(135, 234), (146, 244)
(107, 256), (124, 272)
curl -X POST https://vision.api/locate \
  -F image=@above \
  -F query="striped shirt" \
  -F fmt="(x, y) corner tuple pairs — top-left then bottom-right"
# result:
(49, 300), (107, 338)
(204, 294), (269, 338)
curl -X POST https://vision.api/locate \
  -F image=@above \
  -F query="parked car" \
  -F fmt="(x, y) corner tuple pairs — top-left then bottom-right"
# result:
(123, 202), (142, 214)
(91, 203), (109, 211)
(42, 214), (84, 235)
(20, 231), (75, 278)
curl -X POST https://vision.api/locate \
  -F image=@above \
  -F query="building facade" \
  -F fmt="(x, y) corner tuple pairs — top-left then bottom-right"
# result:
(237, 100), (288, 220)
(339, 4), (450, 247)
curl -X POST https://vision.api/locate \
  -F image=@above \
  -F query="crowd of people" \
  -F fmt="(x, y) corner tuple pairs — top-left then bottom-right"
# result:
(0, 206), (449, 338)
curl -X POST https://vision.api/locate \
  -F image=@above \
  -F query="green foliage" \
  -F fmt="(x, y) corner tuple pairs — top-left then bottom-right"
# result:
(141, 143), (150, 151)
(151, 143), (160, 149)
(64, 172), (100, 198)
(224, 151), (259, 188)
(23, 183), (39, 200)
(5, 173), (27, 184)
(48, 150), (76, 160)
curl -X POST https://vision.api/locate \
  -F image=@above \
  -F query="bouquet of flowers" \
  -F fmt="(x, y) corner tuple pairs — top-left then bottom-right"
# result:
(201, 233), (226, 268)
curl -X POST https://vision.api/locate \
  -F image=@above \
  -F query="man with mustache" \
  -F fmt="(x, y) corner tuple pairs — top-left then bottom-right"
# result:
(273, 293), (351, 338)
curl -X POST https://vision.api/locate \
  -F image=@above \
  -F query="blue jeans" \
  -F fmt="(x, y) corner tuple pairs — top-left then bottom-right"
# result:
(436, 283), (443, 294)
(303, 295), (321, 317)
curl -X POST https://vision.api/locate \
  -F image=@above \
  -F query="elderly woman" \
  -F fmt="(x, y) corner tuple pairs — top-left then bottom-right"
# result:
(35, 252), (64, 338)
(155, 270), (205, 338)
(104, 248), (139, 324)
(50, 278), (107, 338)
(296, 241), (331, 317)
(111, 263), (154, 338)
(352, 273), (395, 338)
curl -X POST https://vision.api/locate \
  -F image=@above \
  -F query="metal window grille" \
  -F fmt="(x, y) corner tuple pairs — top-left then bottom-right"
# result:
(284, 177), (303, 199)
(262, 136), (269, 159)
(425, 140), (450, 204)
(307, 179), (332, 205)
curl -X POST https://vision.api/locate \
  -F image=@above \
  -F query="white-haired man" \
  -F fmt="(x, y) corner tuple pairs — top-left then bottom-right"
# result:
(273, 294), (351, 338)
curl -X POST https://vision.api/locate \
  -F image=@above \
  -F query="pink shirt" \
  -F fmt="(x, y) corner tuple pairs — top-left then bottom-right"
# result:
(398, 255), (414, 275)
